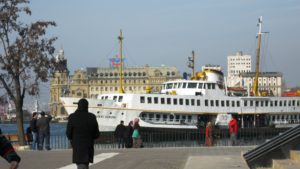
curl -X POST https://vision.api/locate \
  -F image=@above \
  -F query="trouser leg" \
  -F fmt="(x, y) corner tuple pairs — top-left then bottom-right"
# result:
(77, 163), (89, 169)
(45, 133), (50, 150)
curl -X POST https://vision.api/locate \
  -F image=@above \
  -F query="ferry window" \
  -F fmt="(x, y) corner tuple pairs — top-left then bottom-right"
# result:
(197, 100), (201, 106)
(170, 114), (174, 121)
(166, 83), (173, 89)
(265, 101), (268, 107)
(141, 113), (146, 120)
(237, 101), (240, 107)
(173, 98), (178, 105)
(297, 100), (300, 106)
(292, 100), (295, 106)
(179, 99), (183, 105)
(279, 101), (282, 106)
(175, 115), (180, 121)
(182, 83), (187, 88)
(207, 83), (211, 89)
(260, 101), (263, 107)
(288, 100), (291, 106)
(118, 96), (123, 102)
(203, 83), (206, 89)
(210, 100), (214, 107)
(149, 114), (154, 120)
(188, 115), (192, 122)
(147, 97), (152, 104)
(232, 101), (235, 107)
(178, 83), (182, 88)
(167, 98), (171, 104)
(270, 101), (273, 107)
(212, 83), (215, 89)
(272, 116), (275, 121)
(244, 100), (248, 107)
(198, 83), (203, 89)
(187, 82), (197, 88)
(205, 100), (208, 106)
(255, 101), (259, 107)
(163, 114), (167, 121)
(221, 100), (225, 107)
(161, 98), (165, 104)
(113, 96), (117, 101)
(156, 114), (160, 121)
(250, 100), (253, 106)
(154, 97), (158, 104)
(191, 99), (195, 106)
(215, 100), (219, 107)
(284, 100), (287, 106)
(185, 99), (190, 105)
(174, 83), (178, 89)
(226, 100), (230, 107)
(105, 96), (108, 99)
(275, 100), (278, 107)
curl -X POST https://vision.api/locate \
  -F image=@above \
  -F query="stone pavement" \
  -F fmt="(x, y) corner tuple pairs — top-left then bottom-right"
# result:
(0, 146), (252, 169)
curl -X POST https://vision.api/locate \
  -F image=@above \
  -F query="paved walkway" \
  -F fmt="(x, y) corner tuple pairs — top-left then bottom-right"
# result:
(0, 147), (252, 169)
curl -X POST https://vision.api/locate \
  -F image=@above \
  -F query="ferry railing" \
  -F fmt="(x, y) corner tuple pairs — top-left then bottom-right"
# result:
(12, 127), (289, 150)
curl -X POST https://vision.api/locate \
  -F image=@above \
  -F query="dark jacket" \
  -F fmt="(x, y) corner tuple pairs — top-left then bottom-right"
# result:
(30, 118), (38, 133)
(66, 99), (100, 164)
(36, 115), (52, 134)
(0, 128), (21, 163)
(114, 124), (126, 138)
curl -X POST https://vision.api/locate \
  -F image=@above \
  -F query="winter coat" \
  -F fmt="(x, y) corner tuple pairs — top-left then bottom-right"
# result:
(66, 109), (100, 164)
(0, 128), (21, 163)
(30, 118), (38, 133)
(36, 115), (52, 134)
(114, 124), (126, 138)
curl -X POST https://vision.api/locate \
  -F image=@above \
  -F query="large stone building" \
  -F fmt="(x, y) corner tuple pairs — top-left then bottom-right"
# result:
(50, 50), (182, 118)
(239, 72), (283, 96)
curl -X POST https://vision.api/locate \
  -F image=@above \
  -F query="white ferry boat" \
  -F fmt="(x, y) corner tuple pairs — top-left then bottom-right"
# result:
(60, 18), (300, 131)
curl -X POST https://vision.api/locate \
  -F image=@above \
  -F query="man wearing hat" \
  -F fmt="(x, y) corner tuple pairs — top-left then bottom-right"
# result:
(66, 98), (100, 169)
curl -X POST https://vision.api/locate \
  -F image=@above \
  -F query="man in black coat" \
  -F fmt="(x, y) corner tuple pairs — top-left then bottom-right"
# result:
(114, 120), (126, 148)
(66, 98), (100, 169)
(36, 111), (52, 150)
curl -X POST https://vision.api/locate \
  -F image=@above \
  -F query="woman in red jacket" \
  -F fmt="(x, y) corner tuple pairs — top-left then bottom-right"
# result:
(229, 115), (238, 146)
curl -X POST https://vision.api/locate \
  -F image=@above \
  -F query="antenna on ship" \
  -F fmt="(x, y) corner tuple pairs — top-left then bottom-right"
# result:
(188, 50), (195, 80)
(118, 30), (125, 93)
(253, 16), (263, 96)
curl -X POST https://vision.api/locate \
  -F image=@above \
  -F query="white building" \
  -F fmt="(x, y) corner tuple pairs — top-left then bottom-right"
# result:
(227, 51), (251, 87)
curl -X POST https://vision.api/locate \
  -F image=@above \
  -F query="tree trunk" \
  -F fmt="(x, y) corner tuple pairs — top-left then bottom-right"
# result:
(15, 103), (26, 146)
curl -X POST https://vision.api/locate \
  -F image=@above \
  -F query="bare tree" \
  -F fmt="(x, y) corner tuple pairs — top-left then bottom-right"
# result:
(0, 0), (57, 145)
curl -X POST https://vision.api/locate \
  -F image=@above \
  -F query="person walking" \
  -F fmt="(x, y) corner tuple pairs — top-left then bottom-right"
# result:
(229, 115), (238, 146)
(36, 111), (52, 150)
(0, 128), (21, 169)
(30, 112), (38, 150)
(125, 121), (133, 148)
(66, 98), (100, 169)
(205, 121), (213, 146)
(114, 120), (126, 148)
(132, 118), (142, 148)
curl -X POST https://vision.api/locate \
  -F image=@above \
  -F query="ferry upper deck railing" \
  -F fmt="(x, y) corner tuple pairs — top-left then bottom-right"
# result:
(243, 124), (300, 169)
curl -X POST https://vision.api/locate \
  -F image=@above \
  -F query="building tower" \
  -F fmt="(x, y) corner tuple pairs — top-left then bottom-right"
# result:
(227, 51), (252, 87)
(50, 49), (69, 119)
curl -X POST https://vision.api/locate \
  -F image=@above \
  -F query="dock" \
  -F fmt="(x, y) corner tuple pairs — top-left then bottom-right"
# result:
(0, 147), (251, 169)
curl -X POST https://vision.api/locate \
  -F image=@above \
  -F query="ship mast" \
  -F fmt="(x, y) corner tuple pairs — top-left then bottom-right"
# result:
(118, 30), (125, 93)
(253, 16), (263, 96)
(188, 50), (195, 80)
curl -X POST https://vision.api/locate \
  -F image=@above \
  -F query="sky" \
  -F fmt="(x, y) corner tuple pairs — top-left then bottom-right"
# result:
(22, 0), (300, 109)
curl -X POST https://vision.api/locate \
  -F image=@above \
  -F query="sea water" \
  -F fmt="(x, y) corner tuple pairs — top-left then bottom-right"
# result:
(0, 122), (67, 136)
